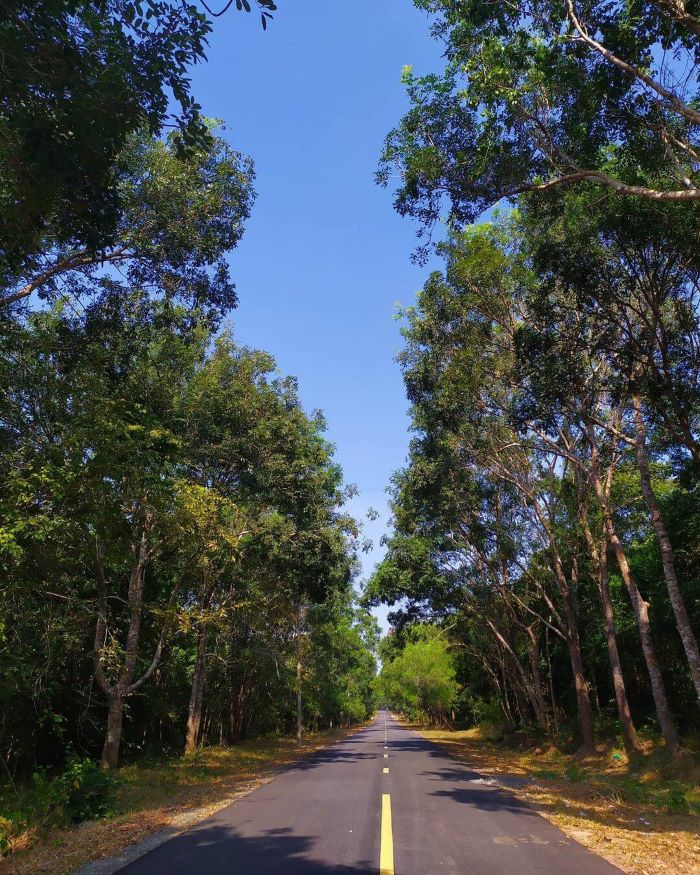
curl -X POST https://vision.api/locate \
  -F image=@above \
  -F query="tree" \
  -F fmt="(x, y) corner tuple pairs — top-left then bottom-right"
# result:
(378, 0), (700, 255)
(0, 0), (275, 275)
(377, 627), (456, 724)
(2, 124), (255, 319)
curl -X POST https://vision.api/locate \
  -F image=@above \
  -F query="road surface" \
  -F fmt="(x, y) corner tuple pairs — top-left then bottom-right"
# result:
(118, 712), (621, 874)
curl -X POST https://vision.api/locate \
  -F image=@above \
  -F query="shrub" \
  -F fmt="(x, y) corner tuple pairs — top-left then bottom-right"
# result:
(565, 762), (584, 783)
(30, 756), (113, 827)
(63, 756), (113, 823)
(0, 816), (12, 857)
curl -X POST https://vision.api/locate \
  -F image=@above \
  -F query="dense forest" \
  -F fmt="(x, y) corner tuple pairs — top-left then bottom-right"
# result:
(0, 1), (376, 806)
(1, 0), (700, 860)
(370, 0), (700, 756)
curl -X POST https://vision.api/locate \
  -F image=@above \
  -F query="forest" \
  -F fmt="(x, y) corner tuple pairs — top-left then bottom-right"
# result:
(0, 2), (377, 834)
(1, 0), (700, 867)
(370, 0), (700, 759)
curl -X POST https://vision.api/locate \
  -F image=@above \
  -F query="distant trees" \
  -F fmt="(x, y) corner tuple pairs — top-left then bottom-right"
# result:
(376, 627), (456, 724)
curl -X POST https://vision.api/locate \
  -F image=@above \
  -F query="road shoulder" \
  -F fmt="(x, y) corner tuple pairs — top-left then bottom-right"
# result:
(1, 728), (364, 875)
(405, 721), (700, 875)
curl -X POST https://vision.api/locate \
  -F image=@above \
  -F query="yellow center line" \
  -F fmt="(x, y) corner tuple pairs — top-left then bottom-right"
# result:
(383, 767), (389, 774)
(380, 794), (394, 875)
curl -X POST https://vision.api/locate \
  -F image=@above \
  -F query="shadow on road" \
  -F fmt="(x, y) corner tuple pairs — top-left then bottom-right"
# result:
(119, 822), (375, 874)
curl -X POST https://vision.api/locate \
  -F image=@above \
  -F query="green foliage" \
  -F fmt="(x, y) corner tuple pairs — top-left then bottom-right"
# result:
(377, 627), (456, 723)
(0, 292), (371, 779)
(0, 1), (274, 275)
(379, 0), (700, 251)
(4, 124), (255, 320)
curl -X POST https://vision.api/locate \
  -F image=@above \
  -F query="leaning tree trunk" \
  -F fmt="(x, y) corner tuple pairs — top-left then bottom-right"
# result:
(587, 424), (681, 755)
(597, 544), (641, 754)
(631, 395), (700, 705)
(185, 622), (208, 755)
(579, 494), (640, 753)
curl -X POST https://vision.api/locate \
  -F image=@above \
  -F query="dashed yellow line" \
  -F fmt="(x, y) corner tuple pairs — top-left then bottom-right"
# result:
(380, 793), (394, 875)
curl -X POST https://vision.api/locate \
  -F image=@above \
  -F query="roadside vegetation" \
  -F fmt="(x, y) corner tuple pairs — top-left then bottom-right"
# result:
(3, 1), (700, 873)
(0, 3), (377, 867)
(370, 2), (700, 872)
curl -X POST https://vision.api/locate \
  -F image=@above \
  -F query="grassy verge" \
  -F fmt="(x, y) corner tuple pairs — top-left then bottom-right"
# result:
(409, 722), (700, 875)
(0, 728), (356, 875)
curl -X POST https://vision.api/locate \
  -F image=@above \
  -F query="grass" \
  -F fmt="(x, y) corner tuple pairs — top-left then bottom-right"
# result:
(409, 721), (700, 875)
(0, 728), (356, 875)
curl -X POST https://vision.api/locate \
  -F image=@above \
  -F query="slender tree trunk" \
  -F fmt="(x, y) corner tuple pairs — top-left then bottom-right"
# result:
(524, 629), (549, 731)
(495, 670), (515, 730)
(101, 693), (124, 770)
(631, 395), (700, 705)
(563, 612), (596, 752)
(185, 622), (207, 755)
(529, 499), (595, 750)
(597, 544), (641, 753)
(545, 625), (559, 734)
(296, 608), (303, 746)
(587, 424), (681, 754)
(578, 492), (640, 753)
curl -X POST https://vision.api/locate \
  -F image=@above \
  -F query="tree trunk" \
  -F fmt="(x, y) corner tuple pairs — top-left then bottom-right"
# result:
(631, 394), (700, 705)
(228, 679), (246, 743)
(525, 630), (549, 731)
(529, 498), (595, 750)
(545, 625), (559, 734)
(101, 693), (124, 770)
(564, 613), (596, 752)
(578, 491), (640, 753)
(597, 543), (641, 753)
(296, 611), (303, 746)
(587, 423), (681, 754)
(185, 623), (207, 755)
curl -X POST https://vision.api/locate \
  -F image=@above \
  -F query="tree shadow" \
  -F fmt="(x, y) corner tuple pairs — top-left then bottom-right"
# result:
(118, 822), (375, 874)
(415, 731), (700, 841)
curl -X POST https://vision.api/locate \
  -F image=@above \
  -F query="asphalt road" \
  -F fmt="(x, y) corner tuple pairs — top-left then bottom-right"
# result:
(118, 712), (621, 874)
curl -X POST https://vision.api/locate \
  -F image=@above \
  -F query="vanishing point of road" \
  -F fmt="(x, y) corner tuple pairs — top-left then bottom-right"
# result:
(119, 712), (621, 874)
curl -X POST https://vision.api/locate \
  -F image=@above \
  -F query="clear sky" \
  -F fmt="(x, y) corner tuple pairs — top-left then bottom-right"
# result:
(189, 1), (442, 629)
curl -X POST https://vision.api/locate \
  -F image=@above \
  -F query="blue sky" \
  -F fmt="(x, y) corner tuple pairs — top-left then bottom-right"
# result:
(190, 1), (443, 629)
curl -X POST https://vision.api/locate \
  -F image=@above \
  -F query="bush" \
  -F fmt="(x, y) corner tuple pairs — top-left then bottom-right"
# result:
(0, 816), (12, 857)
(30, 756), (113, 826)
(63, 756), (113, 822)
(565, 762), (584, 783)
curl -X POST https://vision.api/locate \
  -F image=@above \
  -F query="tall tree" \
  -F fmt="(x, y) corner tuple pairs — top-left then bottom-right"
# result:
(0, 0), (275, 275)
(378, 0), (700, 248)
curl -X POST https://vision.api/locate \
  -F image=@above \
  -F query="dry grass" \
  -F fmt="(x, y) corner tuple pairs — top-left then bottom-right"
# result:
(411, 722), (700, 875)
(0, 728), (356, 875)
